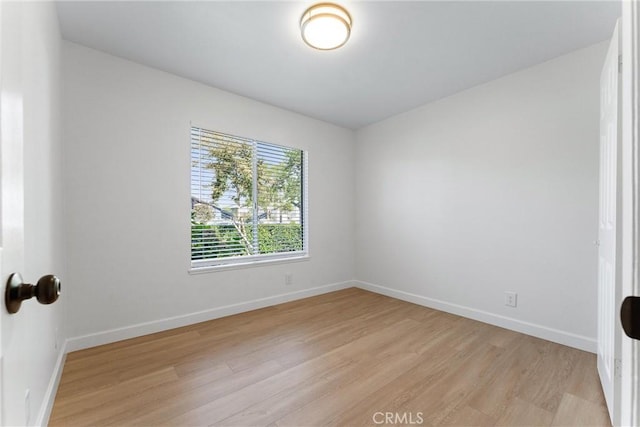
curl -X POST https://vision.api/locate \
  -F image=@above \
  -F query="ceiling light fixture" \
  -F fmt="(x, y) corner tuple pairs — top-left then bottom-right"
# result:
(300, 3), (352, 51)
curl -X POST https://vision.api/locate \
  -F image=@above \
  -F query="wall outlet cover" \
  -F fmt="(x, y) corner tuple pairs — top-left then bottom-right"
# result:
(505, 291), (518, 307)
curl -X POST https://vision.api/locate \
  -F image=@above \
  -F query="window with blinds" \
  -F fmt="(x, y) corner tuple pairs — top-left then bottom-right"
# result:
(190, 126), (307, 268)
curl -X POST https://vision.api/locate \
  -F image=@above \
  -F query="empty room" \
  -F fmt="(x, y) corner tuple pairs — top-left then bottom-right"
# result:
(1, 0), (639, 426)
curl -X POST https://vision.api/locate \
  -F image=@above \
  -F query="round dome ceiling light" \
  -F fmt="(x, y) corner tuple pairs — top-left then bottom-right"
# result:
(300, 3), (352, 50)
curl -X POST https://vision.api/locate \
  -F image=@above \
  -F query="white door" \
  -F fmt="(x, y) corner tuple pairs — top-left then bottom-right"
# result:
(0, 0), (4, 422)
(619, 2), (640, 425)
(598, 21), (621, 425)
(0, 1), (26, 425)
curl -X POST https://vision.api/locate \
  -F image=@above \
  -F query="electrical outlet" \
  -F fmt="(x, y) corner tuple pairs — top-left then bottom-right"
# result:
(285, 273), (293, 286)
(25, 389), (31, 425)
(505, 291), (517, 308)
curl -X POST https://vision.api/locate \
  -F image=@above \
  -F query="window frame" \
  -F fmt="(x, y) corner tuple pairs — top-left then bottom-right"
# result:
(189, 125), (309, 272)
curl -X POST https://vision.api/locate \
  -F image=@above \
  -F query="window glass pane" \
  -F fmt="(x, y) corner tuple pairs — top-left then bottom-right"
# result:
(191, 127), (305, 266)
(256, 142), (304, 254)
(191, 129), (254, 260)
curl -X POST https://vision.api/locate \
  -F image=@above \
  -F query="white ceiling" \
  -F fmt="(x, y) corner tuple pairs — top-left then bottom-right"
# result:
(56, 1), (620, 129)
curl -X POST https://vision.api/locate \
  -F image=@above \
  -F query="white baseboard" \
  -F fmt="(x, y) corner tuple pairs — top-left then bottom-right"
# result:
(35, 340), (67, 427)
(66, 280), (354, 353)
(355, 280), (596, 353)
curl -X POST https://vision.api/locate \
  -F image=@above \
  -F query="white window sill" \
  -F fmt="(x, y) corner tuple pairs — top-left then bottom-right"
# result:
(188, 255), (310, 274)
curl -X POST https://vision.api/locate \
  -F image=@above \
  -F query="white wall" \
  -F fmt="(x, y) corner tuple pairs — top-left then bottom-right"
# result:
(1, 2), (65, 425)
(355, 42), (607, 351)
(62, 42), (355, 345)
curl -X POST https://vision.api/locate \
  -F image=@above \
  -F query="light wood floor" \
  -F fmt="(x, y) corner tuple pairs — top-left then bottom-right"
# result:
(50, 288), (611, 426)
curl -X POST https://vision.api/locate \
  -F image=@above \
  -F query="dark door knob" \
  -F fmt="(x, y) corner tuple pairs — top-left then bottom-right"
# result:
(621, 296), (640, 340)
(5, 273), (61, 314)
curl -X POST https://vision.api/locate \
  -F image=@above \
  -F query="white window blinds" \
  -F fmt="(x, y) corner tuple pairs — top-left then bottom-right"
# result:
(191, 127), (306, 267)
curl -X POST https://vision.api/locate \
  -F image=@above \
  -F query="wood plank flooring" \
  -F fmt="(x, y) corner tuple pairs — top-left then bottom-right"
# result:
(50, 288), (611, 426)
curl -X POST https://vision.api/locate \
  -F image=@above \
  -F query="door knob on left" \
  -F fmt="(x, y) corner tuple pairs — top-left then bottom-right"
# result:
(5, 273), (61, 314)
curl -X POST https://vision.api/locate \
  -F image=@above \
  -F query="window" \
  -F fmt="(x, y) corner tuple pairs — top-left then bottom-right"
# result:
(190, 127), (307, 268)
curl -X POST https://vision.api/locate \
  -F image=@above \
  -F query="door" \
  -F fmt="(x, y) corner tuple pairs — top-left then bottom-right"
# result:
(0, 1), (26, 425)
(0, 0), (4, 422)
(619, 2), (640, 425)
(598, 21), (621, 425)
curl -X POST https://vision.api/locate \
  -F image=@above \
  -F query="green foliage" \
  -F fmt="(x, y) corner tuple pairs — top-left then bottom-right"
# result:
(191, 223), (243, 260)
(258, 223), (303, 253)
(258, 150), (302, 215)
(206, 140), (253, 206)
(191, 223), (302, 260)
(192, 203), (214, 224)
